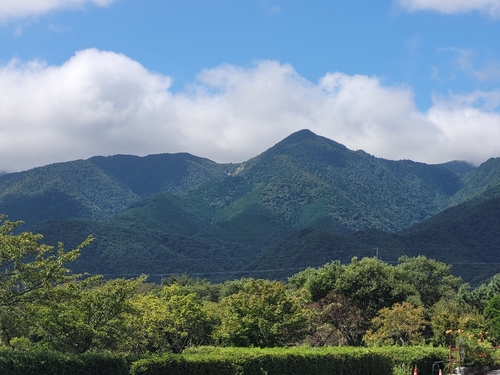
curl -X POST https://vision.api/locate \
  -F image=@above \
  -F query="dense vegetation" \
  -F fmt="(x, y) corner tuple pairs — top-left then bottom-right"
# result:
(2, 216), (500, 375)
(1, 129), (500, 285)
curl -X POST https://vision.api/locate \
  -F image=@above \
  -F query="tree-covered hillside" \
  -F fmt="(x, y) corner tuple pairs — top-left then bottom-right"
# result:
(0, 153), (238, 227)
(183, 129), (464, 233)
(248, 181), (500, 286)
(2, 129), (500, 285)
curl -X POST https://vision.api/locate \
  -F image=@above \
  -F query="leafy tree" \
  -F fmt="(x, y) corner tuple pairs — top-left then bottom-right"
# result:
(219, 277), (252, 298)
(396, 256), (462, 308)
(309, 292), (373, 346)
(335, 257), (407, 316)
(126, 284), (215, 354)
(431, 296), (486, 347)
(364, 302), (427, 346)
(27, 275), (145, 353)
(0, 306), (29, 348)
(459, 274), (500, 311)
(430, 297), (462, 346)
(299, 257), (409, 346)
(288, 261), (344, 302)
(484, 295), (500, 345)
(216, 278), (311, 347)
(0, 215), (92, 308)
(162, 274), (222, 302)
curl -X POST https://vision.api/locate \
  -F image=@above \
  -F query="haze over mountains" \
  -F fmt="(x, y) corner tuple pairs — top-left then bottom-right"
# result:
(1, 129), (499, 286)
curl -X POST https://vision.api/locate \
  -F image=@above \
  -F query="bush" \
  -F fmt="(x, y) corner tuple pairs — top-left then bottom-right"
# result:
(130, 346), (393, 375)
(373, 346), (449, 375)
(0, 348), (129, 375)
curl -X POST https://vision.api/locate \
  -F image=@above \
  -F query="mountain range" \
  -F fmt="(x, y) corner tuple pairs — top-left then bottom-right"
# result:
(2, 129), (499, 286)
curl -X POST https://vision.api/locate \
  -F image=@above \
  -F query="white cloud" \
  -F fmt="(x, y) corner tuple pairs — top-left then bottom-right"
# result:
(396, 0), (500, 18)
(0, 0), (116, 20)
(427, 91), (500, 165)
(0, 49), (499, 172)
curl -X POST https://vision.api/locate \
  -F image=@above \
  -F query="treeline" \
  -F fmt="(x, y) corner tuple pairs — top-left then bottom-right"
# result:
(2, 216), (500, 369)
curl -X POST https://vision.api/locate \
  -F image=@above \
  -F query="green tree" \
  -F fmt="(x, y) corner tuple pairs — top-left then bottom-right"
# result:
(484, 295), (500, 346)
(27, 275), (145, 353)
(0, 215), (92, 308)
(460, 274), (500, 311)
(304, 257), (408, 346)
(126, 284), (215, 354)
(0, 306), (29, 348)
(216, 278), (311, 347)
(309, 292), (373, 346)
(431, 296), (486, 348)
(364, 302), (427, 346)
(396, 256), (462, 308)
(430, 297), (462, 346)
(335, 257), (407, 315)
(162, 274), (222, 302)
(288, 261), (344, 302)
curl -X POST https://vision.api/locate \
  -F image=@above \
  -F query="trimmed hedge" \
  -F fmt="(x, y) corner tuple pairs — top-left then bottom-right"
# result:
(0, 346), (450, 375)
(0, 348), (129, 375)
(372, 346), (449, 375)
(130, 346), (393, 375)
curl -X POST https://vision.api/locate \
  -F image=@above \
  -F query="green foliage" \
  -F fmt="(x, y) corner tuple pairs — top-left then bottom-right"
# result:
(447, 329), (493, 367)
(216, 279), (311, 347)
(162, 274), (222, 302)
(0, 348), (129, 375)
(0, 346), (454, 375)
(7, 130), (500, 285)
(0, 215), (92, 308)
(430, 298), (463, 347)
(364, 302), (427, 346)
(291, 257), (463, 346)
(130, 346), (394, 375)
(0, 160), (141, 225)
(0, 306), (31, 347)
(335, 258), (407, 315)
(460, 274), (500, 311)
(395, 256), (462, 308)
(27, 276), (145, 354)
(125, 284), (216, 354)
(89, 153), (238, 198)
(288, 260), (344, 302)
(373, 346), (448, 375)
(484, 295), (500, 345)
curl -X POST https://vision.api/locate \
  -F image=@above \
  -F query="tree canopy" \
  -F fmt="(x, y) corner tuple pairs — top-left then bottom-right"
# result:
(0, 215), (92, 308)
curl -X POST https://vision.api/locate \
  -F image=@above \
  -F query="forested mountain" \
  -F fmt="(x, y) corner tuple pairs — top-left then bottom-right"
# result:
(248, 180), (500, 286)
(2, 129), (500, 284)
(0, 154), (238, 226)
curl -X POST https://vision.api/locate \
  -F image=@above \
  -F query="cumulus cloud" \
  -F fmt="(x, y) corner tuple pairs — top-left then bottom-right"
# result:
(0, 48), (499, 172)
(396, 0), (500, 18)
(427, 91), (500, 164)
(0, 0), (116, 20)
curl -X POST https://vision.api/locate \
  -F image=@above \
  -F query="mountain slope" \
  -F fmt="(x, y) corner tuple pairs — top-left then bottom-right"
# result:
(4, 129), (500, 285)
(248, 182), (500, 285)
(89, 153), (238, 198)
(0, 153), (238, 227)
(181, 129), (463, 233)
(450, 158), (500, 204)
(0, 160), (139, 226)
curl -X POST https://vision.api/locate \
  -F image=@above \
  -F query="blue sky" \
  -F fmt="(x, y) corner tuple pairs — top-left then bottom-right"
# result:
(1, 0), (500, 172)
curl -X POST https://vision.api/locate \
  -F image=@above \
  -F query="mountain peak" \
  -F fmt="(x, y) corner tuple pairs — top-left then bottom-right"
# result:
(284, 129), (317, 141)
(269, 129), (347, 152)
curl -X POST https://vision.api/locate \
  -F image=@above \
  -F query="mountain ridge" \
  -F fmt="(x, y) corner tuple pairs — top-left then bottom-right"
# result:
(2, 129), (500, 285)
